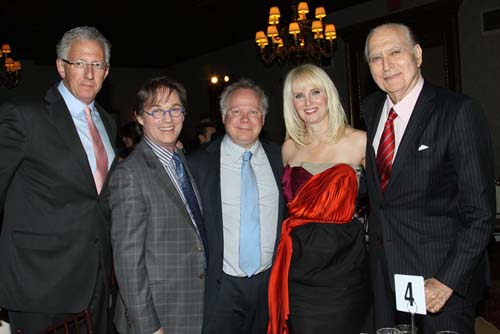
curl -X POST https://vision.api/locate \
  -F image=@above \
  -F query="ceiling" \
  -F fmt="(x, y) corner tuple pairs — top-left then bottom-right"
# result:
(2, 0), (368, 68)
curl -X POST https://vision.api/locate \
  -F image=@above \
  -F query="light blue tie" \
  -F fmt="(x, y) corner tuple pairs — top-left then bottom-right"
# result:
(239, 150), (261, 277)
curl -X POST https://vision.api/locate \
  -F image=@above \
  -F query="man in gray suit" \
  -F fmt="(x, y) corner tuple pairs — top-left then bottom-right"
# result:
(362, 23), (495, 333)
(109, 76), (206, 334)
(188, 79), (287, 334)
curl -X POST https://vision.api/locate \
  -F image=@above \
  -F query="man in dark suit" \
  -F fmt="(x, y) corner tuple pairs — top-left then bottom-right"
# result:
(109, 76), (206, 334)
(0, 26), (117, 333)
(188, 79), (286, 334)
(362, 22), (496, 333)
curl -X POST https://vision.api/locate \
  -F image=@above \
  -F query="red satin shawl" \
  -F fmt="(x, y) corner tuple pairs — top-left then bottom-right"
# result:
(267, 163), (358, 334)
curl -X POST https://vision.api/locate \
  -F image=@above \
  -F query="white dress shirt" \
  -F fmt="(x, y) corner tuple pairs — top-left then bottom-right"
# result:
(373, 76), (424, 160)
(220, 135), (279, 277)
(58, 82), (115, 172)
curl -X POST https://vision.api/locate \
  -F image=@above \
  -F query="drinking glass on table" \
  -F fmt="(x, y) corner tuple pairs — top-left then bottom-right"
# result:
(377, 328), (402, 334)
(396, 323), (417, 334)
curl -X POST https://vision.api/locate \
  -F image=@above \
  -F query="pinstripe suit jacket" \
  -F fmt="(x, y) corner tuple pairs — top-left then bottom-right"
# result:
(362, 81), (496, 298)
(110, 138), (205, 334)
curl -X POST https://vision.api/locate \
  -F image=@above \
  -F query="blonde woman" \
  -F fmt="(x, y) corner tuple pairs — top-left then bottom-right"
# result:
(268, 64), (372, 334)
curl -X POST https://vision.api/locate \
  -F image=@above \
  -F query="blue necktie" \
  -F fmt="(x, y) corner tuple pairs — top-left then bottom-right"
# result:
(172, 152), (209, 264)
(239, 151), (261, 277)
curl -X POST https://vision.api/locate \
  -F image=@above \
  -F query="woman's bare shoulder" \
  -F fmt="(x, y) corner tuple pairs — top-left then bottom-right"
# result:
(342, 127), (366, 166)
(345, 126), (366, 137)
(282, 138), (299, 165)
(345, 127), (366, 145)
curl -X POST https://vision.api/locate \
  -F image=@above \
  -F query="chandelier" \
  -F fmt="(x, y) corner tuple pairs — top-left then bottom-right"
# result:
(1, 43), (22, 89)
(255, 1), (337, 66)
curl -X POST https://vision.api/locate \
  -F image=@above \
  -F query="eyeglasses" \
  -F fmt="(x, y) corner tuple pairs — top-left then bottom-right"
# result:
(144, 106), (185, 119)
(61, 59), (108, 71)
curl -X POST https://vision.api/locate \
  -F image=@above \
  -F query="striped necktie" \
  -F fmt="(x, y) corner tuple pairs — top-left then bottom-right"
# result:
(376, 108), (398, 192)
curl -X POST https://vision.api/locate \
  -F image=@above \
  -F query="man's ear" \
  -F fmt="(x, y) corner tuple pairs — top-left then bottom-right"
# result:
(136, 114), (144, 126)
(56, 59), (66, 79)
(414, 44), (423, 68)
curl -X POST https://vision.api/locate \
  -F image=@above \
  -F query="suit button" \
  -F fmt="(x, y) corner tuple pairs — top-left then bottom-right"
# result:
(198, 246), (203, 252)
(199, 273), (205, 279)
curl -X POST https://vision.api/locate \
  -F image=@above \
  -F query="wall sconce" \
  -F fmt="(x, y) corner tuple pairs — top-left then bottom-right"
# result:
(210, 75), (230, 85)
(208, 74), (232, 116)
(1, 43), (22, 89)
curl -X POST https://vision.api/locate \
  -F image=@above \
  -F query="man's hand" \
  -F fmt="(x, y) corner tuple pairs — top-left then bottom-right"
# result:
(424, 278), (453, 313)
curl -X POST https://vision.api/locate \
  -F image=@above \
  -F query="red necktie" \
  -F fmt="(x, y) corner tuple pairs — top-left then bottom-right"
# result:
(85, 106), (108, 194)
(376, 108), (398, 192)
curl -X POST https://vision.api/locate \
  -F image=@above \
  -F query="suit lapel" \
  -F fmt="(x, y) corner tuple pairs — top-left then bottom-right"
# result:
(44, 86), (96, 192)
(206, 139), (223, 226)
(198, 139), (224, 253)
(138, 140), (193, 227)
(95, 103), (114, 142)
(262, 141), (282, 190)
(365, 94), (386, 199)
(389, 82), (436, 186)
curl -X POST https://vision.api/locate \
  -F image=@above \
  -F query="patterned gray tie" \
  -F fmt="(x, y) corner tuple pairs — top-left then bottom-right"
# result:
(172, 152), (209, 264)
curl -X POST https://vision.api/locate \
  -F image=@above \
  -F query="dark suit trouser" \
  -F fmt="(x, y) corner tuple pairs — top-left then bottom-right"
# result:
(8, 267), (109, 334)
(203, 270), (270, 334)
(372, 251), (477, 334)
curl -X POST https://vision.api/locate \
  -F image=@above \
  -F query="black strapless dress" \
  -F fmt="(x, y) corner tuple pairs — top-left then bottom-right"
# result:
(284, 164), (372, 334)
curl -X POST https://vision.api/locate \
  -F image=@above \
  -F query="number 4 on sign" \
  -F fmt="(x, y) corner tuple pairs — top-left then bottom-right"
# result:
(394, 274), (427, 315)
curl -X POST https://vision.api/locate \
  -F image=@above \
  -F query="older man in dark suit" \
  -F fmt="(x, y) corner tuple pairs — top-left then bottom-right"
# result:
(362, 22), (496, 334)
(188, 78), (287, 334)
(109, 76), (206, 334)
(0, 26), (117, 333)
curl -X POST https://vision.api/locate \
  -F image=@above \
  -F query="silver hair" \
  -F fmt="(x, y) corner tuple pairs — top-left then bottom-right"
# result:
(364, 22), (417, 62)
(56, 26), (111, 65)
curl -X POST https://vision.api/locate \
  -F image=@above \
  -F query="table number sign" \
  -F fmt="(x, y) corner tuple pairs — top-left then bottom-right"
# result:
(394, 274), (427, 315)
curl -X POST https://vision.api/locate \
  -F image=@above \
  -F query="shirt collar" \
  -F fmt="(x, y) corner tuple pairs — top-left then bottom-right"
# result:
(57, 81), (95, 117)
(144, 135), (175, 162)
(221, 135), (262, 163)
(384, 76), (424, 123)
